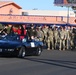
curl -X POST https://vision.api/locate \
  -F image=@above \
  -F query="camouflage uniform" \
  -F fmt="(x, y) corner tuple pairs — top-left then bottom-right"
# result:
(7, 25), (12, 34)
(71, 28), (76, 49)
(47, 28), (54, 50)
(42, 26), (48, 46)
(37, 27), (44, 41)
(59, 27), (66, 50)
(65, 28), (73, 50)
(53, 27), (59, 49)
(65, 27), (75, 50)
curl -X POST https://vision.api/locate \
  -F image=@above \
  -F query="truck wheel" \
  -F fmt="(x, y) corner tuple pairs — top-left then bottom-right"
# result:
(18, 47), (26, 58)
(35, 47), (42, 56)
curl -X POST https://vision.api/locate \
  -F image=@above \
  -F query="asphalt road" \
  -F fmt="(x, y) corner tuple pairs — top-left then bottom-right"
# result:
(0, 49), (76, 75)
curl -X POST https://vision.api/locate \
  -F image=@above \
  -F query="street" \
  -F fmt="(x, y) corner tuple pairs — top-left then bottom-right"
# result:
(0, 49), (76, 75)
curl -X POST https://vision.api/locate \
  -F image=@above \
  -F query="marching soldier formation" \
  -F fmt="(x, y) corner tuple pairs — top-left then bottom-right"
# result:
(0, 24), (76, 50)
(36, 25), (76, 51)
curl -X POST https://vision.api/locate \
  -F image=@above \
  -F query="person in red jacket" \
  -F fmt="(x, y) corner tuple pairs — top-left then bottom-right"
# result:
(18, 25), (25, 40)
(17, 26), (22, 35)
(11, 26), (18, 34)
(23, 25), (27, 36)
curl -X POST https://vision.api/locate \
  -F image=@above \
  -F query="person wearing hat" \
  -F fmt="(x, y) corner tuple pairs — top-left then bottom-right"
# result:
(36, 26), (44, 41)
(59, 26), (66, 51)
(27, 24), (37, 40)
(47, 26), (54, 50)
(42, 25), (49, 47)
(53, 26), (59, 49)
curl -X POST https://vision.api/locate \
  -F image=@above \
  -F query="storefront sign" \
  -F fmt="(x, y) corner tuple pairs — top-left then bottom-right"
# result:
(0, 14), (75, 24)
(0, 15), (61, 23)
(0, 15), (47, 22)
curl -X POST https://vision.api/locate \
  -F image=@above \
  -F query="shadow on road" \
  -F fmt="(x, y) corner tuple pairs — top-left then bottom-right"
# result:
(24, 57), (76, 69)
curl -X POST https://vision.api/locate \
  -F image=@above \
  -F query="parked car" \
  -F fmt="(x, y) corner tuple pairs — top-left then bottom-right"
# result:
(0, 33), (43, 58)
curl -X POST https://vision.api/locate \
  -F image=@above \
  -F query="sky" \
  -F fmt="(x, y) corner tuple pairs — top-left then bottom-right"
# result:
(9, 0), (72, 11)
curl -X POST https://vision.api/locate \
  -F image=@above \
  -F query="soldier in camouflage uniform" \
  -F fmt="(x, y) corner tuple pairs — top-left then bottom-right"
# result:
(42, 25), (48, 47)
(36, 26), (44, 42)
(65, 26), (75, 50)
(65, 27), (70, 50)
(47, 27), (54, 50)
(53, 26), (59, 49)
(65, 26), (73, 50)
(59, 26), (66, 51)
(71, 27), (76, 49)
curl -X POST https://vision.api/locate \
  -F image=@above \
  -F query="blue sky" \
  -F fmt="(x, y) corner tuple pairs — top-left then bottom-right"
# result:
(13, 0), (72, 11)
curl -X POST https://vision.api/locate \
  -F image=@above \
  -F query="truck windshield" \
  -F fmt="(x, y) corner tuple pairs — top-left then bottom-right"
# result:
(0, 33), (20, 41)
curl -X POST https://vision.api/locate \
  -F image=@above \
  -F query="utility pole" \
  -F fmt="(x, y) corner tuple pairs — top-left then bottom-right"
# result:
(67, 6), (70, 25)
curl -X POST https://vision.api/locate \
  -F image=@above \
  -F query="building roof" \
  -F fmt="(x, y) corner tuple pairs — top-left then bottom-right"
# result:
(0, 1), (22, 9)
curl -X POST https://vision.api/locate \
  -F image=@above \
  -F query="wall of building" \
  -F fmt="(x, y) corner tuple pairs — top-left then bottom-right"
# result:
(0, 4), (21, 15)
(21, 10), (75, 17)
